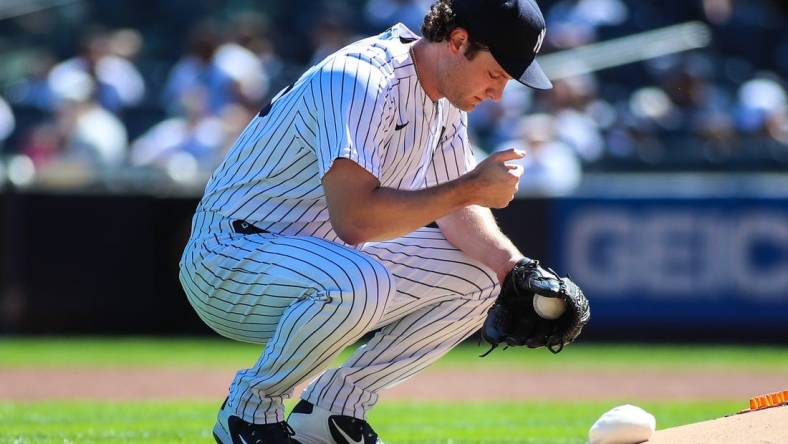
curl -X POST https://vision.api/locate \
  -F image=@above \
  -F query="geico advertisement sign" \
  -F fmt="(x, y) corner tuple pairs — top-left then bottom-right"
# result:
(564, 208), (788, 301)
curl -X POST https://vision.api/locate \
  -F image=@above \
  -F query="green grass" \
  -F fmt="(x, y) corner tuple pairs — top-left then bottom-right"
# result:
(0, 400), (741, 444)
(0, 338), (783, 442)
(1, 337), (787, 371)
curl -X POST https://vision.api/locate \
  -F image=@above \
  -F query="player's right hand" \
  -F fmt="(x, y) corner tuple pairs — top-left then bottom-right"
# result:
(467, 148), (525, 208)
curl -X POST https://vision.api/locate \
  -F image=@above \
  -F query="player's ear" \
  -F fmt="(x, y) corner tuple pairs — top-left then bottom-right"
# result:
(447, 28), (469, 55)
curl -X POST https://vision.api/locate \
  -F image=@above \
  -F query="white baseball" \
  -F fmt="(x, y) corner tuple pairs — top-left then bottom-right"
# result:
(533, 294), (566, 320)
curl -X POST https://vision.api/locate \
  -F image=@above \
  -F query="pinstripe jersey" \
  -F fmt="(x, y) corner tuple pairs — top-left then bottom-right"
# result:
(194, 23), (475, 245)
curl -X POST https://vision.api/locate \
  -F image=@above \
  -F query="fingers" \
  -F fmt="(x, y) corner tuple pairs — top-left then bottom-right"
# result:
(495, 149), (525, 178)
(469, 148), (526, 208)
(490, 148), (526, 162)
(506, 163), (524, 178)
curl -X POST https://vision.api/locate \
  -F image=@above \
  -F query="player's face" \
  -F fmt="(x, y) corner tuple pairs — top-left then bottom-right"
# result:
(440, 41), (512, 111)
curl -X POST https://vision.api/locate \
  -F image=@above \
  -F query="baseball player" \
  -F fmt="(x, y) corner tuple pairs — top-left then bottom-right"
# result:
(179, 1), (588, 443)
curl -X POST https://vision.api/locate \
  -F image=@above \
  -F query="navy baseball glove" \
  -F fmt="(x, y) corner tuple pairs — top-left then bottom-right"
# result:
(481, 257), (590, 355)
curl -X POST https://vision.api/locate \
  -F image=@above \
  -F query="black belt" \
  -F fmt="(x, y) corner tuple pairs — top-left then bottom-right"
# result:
(232, 220), (269, 235)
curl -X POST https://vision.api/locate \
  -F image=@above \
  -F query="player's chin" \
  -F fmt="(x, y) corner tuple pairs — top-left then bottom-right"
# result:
(458, 100), (480, 112)
(465, 96), (485, 111)
(446, 95), (479, 112)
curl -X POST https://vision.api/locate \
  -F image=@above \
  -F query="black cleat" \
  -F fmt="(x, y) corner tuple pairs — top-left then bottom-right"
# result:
(287, 400), (383, 444)
(213, 397), (295, 444)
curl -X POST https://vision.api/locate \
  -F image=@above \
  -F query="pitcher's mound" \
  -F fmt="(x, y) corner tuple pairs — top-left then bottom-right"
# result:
(645, 405), (787, 444)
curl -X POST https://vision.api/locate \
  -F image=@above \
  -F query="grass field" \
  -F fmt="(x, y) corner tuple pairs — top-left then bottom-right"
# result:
(0, 399), (742, 444)
(1, 337), (784, 443)
(2, 336), (787, 370)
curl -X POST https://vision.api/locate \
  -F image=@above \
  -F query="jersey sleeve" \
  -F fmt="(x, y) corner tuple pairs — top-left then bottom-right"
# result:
(424, 108), (476, 187)
(310, 55), (394, 180)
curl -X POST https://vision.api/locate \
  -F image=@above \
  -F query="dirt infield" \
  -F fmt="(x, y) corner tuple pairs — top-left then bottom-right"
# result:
(645, 405), (787, 444)
(0, 367), (785, 402)
(3, 366), (786, 441)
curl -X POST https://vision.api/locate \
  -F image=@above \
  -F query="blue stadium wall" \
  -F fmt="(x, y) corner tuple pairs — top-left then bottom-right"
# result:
(0, 191), (786, 342)
(551, 197), (788, 342)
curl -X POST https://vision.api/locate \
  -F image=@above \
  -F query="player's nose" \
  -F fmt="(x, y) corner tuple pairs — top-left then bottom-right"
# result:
(486, 82), (506, 102)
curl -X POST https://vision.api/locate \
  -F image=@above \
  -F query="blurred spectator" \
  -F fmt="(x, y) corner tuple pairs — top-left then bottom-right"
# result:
(107, 28), (145, 62)
(5, 52), (58, 112)
(130, 100), (249, 174)
(0, 96), (15, 146)
(161, 20), (240, 117)
(555, 107), (606, 162)
(23, 71), (127, 168)
(702, 0), (733, 25)
(495, 114), (582, 196)
(542, 73), (608, 162)
(660, 54), (739, 160)
(214, 42), (269, 108)
(48, 28), (146, 114)
(57, 76), (128, 167)
(0, 96), (15, 183)
(129, 115), (224, 176)
(734, 74), (788, 162)
(545, 0), (629, 49)
(308, 15), (355, 65)
(469, 81), (533, 146)
(705, 0), (782, 70)
(735, 75), (787, 135)
(1, 0), (787, 181)
(20, 123), (61, 168)
(628, 87), (681, 132)
(364, 0), (432, 33)
(223, 12), (282, 103)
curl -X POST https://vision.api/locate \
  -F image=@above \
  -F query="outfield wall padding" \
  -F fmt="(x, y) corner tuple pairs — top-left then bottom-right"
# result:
(0, 192), (786, 342)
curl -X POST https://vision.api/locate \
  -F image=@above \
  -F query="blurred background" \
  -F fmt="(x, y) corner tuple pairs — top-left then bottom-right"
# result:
(0, 0), (786, 342)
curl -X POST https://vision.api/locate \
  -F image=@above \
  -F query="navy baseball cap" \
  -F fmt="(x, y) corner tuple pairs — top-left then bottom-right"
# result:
(452, 0), (552, 90)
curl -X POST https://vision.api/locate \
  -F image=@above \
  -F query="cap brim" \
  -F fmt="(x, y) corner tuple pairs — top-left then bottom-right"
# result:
(517, 59), (552, 90)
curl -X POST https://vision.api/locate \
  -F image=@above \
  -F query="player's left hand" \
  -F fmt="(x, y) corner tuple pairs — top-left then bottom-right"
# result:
(480, 257), (590, 355)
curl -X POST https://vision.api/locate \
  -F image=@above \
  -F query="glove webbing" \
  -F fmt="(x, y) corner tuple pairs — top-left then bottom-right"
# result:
(479, 260), (567, 357)
(514, 261), (566, 354)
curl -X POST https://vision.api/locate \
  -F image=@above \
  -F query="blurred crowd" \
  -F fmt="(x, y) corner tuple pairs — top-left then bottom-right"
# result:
(0, 0), (786, 195)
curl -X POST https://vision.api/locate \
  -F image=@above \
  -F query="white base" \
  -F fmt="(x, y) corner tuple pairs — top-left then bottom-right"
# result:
(588, 404), (656, 444)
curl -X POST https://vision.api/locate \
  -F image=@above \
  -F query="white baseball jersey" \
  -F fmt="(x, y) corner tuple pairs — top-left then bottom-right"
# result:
(180, 24), (501, 428)
(194, 23), (475, 244)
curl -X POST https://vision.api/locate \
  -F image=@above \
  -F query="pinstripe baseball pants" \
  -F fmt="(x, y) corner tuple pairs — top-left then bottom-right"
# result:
(179, 211), (500, 424)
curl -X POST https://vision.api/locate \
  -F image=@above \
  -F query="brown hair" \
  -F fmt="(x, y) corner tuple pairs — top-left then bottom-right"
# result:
(421, 0), (487, 59)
